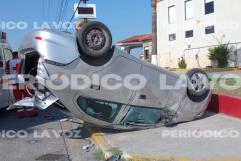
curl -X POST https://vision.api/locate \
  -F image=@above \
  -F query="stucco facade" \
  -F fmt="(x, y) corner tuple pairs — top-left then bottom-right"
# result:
(157, 0), (241, 68)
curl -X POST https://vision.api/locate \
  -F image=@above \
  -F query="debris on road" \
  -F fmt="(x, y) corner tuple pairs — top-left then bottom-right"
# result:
(82, 139), (95, 152)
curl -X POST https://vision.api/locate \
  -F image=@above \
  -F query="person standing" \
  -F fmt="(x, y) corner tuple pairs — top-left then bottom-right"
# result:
(6, 51), (21, 99)
(6, 51), (37, 118)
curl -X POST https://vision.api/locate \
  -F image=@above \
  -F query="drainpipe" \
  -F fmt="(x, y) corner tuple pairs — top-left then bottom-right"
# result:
(151, 0), (158, 65)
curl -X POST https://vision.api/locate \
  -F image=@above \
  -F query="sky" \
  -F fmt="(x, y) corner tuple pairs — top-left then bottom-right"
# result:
(0, 0), (152, 51)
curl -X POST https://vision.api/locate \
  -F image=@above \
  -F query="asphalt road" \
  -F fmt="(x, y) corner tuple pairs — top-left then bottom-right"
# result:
(2, 106), (241, 161)
(0, 107), (97, 161)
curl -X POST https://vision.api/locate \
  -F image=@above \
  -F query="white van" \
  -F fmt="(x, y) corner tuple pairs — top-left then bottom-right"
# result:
(0, 31), (15, 109)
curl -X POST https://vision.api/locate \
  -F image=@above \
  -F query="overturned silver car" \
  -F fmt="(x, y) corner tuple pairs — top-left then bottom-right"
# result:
(17, 21), (211, 130)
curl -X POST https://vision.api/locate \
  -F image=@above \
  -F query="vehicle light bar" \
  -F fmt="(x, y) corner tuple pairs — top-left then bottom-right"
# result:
(1, 32), (7, 40)
(35, 36), (43, 40)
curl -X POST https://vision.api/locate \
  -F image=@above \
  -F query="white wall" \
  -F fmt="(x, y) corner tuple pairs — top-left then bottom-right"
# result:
(157, 0), (241, 68)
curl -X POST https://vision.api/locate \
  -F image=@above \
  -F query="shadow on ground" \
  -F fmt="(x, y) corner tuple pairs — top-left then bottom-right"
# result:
(0, 106), (67, 132)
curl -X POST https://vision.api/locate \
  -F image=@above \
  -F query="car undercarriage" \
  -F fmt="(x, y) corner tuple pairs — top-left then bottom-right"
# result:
(14, 21), (212, 130)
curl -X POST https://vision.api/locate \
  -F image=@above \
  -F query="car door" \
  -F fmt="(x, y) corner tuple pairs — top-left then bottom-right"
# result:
(74, 55), (141, 124)
(93, 55), (141, 105)
(131, 63), (184, 108)
(0, 47), (12, 108)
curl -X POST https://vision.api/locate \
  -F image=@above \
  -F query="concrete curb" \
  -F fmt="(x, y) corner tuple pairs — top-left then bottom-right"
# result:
(208, 92), (241, 119)
(87, 127), (113, 159)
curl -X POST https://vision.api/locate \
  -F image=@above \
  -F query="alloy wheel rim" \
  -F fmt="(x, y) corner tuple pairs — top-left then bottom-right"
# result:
(190, 72), (209, 95)
(86, 29), (106, 50)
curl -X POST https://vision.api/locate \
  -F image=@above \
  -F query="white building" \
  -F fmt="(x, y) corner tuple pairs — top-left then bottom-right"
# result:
(157, 0), (241, 68)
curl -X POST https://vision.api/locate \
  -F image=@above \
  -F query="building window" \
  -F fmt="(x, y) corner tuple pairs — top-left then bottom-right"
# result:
(205, 0), (214, 14)
(144, 47), (151, 62)
(169, 34), (176, 41)
(185, 0), (193, 20)
(185, 30), (194, 38)
(168, 5), (176, 24)
(205, 25), (215, 34)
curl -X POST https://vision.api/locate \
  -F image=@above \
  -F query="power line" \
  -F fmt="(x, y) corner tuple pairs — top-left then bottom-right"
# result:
(58, 0), (67, 30)
(65, 0), (82, 32)
(59, 0), (70, 31)
(47, 0), (51, 23)
(55, 0), (60, 22)
(58, 0), (64, 22)
(60, 0), (69, 23)
(57, 0), (64, 24)
(42, 0), (46, 21)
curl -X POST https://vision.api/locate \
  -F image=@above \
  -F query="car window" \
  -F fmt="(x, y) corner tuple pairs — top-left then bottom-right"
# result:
(121, 106), (162, 125)
(77, 97), (122, 123)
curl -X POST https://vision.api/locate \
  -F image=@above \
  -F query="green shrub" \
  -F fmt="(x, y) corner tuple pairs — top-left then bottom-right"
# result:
(178, 57), (187, 69)
(208, 44), (230, 68)
(94, 148), (105, 161)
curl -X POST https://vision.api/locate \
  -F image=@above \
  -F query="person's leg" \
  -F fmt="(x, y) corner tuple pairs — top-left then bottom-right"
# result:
(13, 84), (25, 119)
(22, 84), (38, 117)
(13, 84), (22, 101)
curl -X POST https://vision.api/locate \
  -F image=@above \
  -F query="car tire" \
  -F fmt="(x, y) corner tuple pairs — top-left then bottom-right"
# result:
(77, 21), (112, 58)
(186, 68), (211, 102)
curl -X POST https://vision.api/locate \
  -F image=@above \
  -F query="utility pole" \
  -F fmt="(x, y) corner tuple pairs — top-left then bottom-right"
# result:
(81, 0), (89, 23)
(151, 0), (158, 65)
(81, 0), (88, 4)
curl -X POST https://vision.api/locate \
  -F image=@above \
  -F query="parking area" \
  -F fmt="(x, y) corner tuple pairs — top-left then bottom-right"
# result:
(1, 106), (241, 161)
(0, 107), (98, 161)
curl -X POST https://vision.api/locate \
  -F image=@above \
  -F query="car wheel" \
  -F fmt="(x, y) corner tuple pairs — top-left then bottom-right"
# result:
(77, 21), (112, 58)
(186, 69), (210, 102)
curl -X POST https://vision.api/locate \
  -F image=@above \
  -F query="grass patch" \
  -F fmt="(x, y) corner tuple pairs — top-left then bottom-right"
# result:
(94, 147), (123, 161)
(94, 148), (105, 161)
(209, 75), (241, 96)
(225, 78), (237, 86)
(109, 147), (123, 157)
